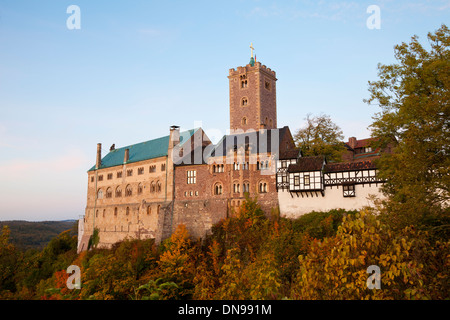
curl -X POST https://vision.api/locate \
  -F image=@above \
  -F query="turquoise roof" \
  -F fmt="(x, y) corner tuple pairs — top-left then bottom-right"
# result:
(88, 128), (199, 172)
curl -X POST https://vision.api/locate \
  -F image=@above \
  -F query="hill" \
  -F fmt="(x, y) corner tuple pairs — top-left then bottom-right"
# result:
(0, 220), (78, 251)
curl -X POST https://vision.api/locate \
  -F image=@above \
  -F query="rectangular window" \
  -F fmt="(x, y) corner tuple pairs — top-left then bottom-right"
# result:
(107, 173), (113, 180)
(161, 163), (166, 171)
(127, 169), (133, 177)
(304, 175), (310, 186)
(138, 167), (144, 175)
(294, 176), (300, 186)
(117, 171), (122, 178)
(187, 170), (196, 184)
(98, 175), (103, 181)
(90, 176), (94, 183)
(343, 184), (356, 197)
(149, 165), (156, 173)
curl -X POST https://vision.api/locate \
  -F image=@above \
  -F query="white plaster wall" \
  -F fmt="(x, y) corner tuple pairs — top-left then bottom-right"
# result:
(278, 184), (385, 218)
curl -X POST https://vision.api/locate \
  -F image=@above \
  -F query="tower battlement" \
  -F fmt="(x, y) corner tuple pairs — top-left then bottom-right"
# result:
(228, 61), (276, 78)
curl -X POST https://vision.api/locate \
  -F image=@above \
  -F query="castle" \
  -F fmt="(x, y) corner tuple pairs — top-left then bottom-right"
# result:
(77, 50), (385, 252)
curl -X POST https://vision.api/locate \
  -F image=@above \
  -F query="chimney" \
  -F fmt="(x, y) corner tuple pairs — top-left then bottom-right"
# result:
(95, 143), (101, 169)
(348, 137), (357, 149)
(170, 125), (180, 148)
(124, 148), (129, 163)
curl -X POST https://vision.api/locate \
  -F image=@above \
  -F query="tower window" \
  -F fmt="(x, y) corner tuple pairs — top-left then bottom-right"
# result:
(241, 80), (248, 88)
(265, 80), (271, 90)
(242, 98), (248, 106)
(187, 170), (197, 184)
(242, 117), (247, 125)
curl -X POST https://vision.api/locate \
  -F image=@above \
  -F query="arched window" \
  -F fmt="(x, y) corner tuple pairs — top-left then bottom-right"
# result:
(115, 186), (122, 197)
(157, 205), (161, 214)
(242, 117), (247, 125)
(137, 183), (143, 195)
(102, 209), (106, 218)
(259, 182), (268, 193)
(242, 97), (248, 106)
(97, 189), (103, 199)
(214, 183), (223, 195)
(125, 184), (132, 197)
(126, 207), (130, 216)
(157, 181), (162, 192)
(243, 181), (250, 193)
(114, 207), (118, 217)
(147, 206), (151, 215)
(233, 183), (240, 193)
(150, 181), (156, 193)
(106, 187), (112, 198)
(269, 119), (273, 127)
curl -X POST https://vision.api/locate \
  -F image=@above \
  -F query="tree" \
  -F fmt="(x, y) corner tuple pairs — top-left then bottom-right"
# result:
(291, 210), (450, 300)
(365, 24), (450, 232)
(294, 113), (346, 162)
(0, 226), (19, 295)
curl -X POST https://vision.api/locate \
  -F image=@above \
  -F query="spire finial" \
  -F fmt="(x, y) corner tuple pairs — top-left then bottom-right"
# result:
(250, 42), (255, 58)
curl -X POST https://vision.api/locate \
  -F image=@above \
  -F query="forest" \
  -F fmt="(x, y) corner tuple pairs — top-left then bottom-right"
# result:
(0, 196), (449, 300)
(0, 220), (77, 251)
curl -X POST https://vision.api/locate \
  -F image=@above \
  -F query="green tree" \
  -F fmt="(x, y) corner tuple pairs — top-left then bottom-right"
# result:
(0, 226), (19, 295)
(294, 113), (346, 162)
(365, 24), (450, 233)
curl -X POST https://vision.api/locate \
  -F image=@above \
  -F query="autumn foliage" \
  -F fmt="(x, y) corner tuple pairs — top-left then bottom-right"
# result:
(0, 196), (448, 300)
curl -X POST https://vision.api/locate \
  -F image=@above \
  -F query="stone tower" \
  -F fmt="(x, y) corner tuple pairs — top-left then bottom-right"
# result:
(228, 45), (277, 132)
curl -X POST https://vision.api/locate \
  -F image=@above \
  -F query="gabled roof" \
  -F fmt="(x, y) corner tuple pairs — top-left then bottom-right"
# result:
(287, 156), (325, 173)
(88, 128), (199, 171)
(209, 126), (290, 158)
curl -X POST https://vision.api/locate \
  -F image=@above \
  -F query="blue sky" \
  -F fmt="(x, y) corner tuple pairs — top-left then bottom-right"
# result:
(0, 0), (448, 221)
